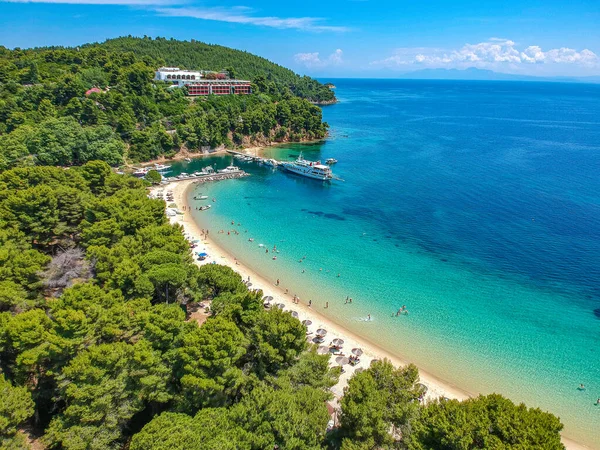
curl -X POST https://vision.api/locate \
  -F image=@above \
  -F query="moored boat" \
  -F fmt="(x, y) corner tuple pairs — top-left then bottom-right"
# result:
(325, 158), (338, 165)
(282, 153), (333, 181)
(218, 165), (242, 174)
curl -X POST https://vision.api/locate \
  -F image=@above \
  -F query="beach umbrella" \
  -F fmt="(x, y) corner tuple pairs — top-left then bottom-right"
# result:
(302, 319), (312, 327)
(263, 295), (274, 302)
(351, 348), (363, 356)
(246, 283), (252, 287)
(317, 345), (330, 355)
(332, 338), (344, 347)
(335, 356), (349, 366)
(290, 311), (299, 318)
(275, 303), (285, 309)
(316, 328), (327, 337)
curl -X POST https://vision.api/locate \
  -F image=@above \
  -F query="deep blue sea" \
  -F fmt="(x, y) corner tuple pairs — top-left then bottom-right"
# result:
(172, 79), (600, 447)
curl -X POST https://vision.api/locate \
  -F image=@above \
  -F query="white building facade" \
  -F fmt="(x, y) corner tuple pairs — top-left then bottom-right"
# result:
(154, 67), (204, 87)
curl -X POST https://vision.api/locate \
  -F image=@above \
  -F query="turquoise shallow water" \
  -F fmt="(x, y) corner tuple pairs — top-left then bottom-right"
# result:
(172, 80), (600, 447)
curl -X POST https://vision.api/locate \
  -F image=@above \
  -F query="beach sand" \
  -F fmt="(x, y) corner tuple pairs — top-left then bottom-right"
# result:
(152, 179), (589, 450)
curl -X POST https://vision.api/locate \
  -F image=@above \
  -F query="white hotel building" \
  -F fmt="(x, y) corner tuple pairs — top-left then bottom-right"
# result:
(154, 67), (252, 96)
(154, 67), (204, 87)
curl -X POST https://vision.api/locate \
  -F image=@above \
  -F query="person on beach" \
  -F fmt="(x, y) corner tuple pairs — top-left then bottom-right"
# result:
(276, 279), (280, 286)
(247, 276), (251, 282)
(285, 288), (288, 294)
(308, 300), (312, 307)
(325, 302), (329, 309)
(368, 314), (371, 321)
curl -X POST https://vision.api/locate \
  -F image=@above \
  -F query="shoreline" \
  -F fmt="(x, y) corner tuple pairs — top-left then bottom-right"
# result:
(132, 136), (329, 170)
(156, 179), (590, 450)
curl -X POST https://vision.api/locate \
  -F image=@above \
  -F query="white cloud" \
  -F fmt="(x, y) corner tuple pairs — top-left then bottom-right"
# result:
(3, 0), (180, 4)
(373, 39), (599, 70)
(156, 7), (349, 32)
(294, 49), (344, 68)
(2, 1), (349, 32)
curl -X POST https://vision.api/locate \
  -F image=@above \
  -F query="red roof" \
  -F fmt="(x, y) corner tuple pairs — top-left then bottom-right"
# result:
(85, 87), (102, 96)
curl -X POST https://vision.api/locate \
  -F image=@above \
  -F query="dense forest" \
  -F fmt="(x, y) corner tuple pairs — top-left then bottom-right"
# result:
(0, 163), (566, 449)
(0, 37), (331, 170)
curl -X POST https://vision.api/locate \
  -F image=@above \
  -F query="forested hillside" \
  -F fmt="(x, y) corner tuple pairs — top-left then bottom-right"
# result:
(0, 37), (330, 170)
(0, 163), (565, 450)
(94, 36), (336, 103)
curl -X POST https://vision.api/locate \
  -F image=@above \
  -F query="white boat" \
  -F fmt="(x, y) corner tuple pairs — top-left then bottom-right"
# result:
(154, 163), (171, 172)
(133, 167), (149, 177)
(194, 195), (209, 200)
(184, 157), (192, 163)
(218, 165), (242, 174)
(282, 153), (333, 181)
(263, 159), (278, 167)
(325, 158), (338, 165)
(202, 166), (215, 174)
(243, 156), (254, 162)
(199, 205), (211, 211)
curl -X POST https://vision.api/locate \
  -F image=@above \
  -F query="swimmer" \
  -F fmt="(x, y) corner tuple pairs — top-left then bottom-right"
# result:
(368, 314), (371, 321)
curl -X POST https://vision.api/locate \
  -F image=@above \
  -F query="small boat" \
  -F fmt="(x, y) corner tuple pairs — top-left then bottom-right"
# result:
(325, 158), (338, 165)
(218, 165), (242, 174)
(263, 159), (277, 167)
(184, 157), (192, 163)
(194, 195), (209, 200)
(132, 167), (149, 177)
(154, 163), (171, 172)
(202, 166), (215, 174)
(199, 205), (211, 211)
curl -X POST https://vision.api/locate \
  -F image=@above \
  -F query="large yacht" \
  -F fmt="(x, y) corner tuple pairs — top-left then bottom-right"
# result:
(282, 153), (333, 181)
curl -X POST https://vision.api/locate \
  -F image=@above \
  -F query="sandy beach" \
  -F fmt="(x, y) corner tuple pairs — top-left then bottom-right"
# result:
(153, 179), (589, 450)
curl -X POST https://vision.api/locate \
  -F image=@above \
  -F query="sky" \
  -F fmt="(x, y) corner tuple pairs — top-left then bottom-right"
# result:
(0, 0), (599, 78)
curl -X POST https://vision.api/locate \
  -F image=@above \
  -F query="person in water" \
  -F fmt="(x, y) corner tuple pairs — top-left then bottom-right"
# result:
(368, 314), (371, 321)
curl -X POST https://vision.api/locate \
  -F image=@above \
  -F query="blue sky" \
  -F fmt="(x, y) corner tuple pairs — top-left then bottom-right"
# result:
(0, 0), (599, 77)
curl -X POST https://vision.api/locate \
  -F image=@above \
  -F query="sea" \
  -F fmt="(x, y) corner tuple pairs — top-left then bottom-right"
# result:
(169, 79), (600, 448)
